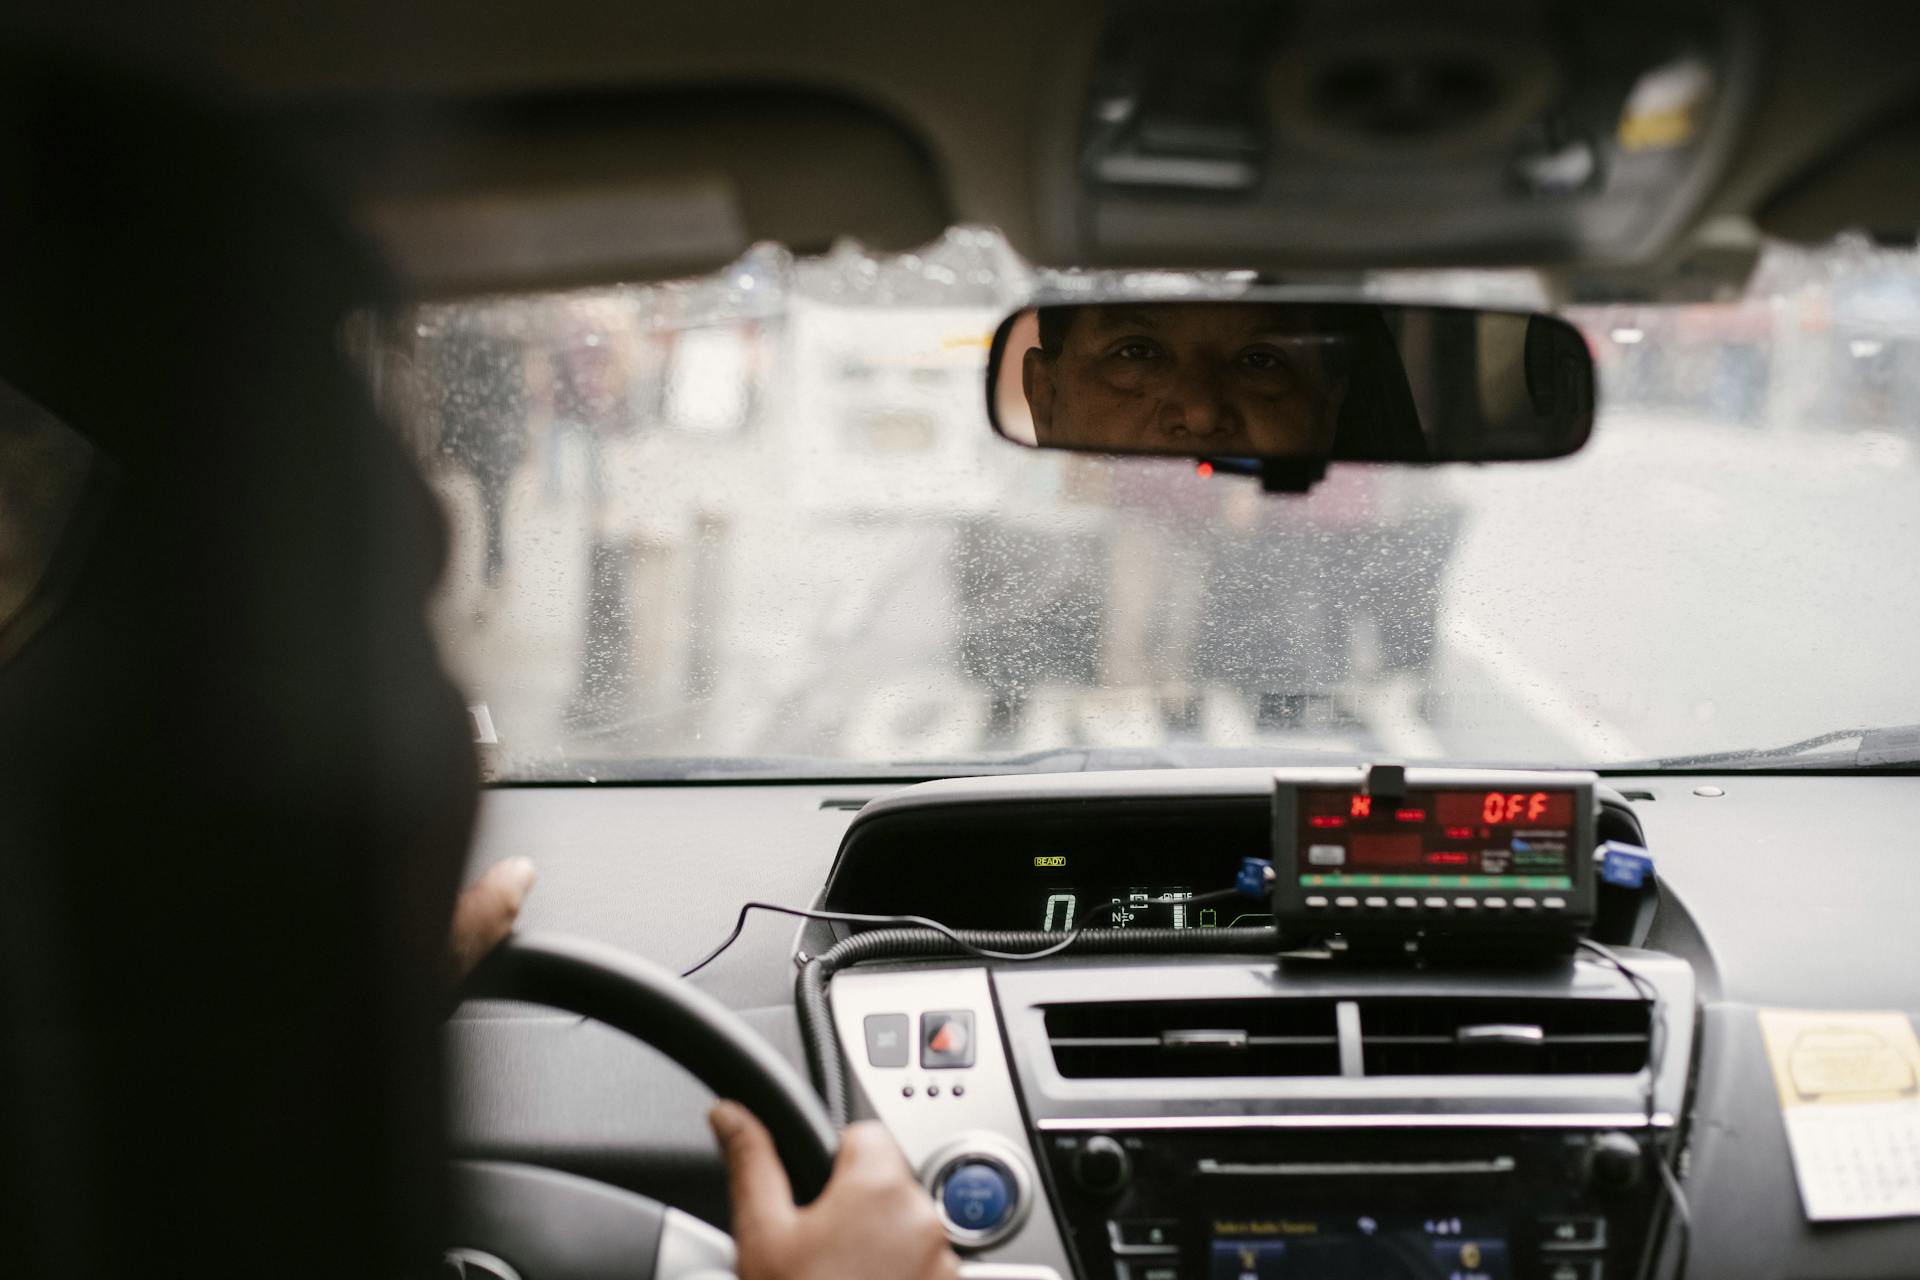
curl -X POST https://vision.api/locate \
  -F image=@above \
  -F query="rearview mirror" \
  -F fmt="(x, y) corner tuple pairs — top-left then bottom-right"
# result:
(986, 301), (1594, 480)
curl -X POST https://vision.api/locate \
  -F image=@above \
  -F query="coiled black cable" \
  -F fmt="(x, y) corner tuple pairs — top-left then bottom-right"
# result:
(796, 925), (1278, 1127)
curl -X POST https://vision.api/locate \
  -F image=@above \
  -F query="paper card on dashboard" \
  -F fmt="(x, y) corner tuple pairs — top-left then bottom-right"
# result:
(1758, 1008), (1920, 1221)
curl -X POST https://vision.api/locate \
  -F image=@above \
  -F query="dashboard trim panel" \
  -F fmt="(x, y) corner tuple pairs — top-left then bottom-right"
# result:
(828, 967), (1075, 1275)
(1035, 1112), (1675, 1131)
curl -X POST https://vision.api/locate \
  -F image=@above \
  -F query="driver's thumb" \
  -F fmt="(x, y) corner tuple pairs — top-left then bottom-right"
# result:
(710, 1101), (795, 1240)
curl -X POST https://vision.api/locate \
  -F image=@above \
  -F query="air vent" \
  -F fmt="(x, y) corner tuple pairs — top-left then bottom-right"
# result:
(1044, 1000), (1341, 1079)
(1359, 998), (1649, 1076)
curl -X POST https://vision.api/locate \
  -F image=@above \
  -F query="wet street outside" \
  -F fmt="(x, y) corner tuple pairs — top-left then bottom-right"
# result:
(392, 238), (1920, 780)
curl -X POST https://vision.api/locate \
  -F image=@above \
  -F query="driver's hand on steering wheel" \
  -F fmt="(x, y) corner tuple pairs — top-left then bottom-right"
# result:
(711, 1100), (960, 1280)
(448, 856), (537, 980)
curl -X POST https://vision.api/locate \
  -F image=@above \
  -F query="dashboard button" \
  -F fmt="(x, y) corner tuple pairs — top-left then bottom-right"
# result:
(939, 1161), (1011, 1233)
(1540, 1216), (1607, 1250)
(1393, 896), (1419, 909)
(1305, 895), (1330, 909)
(863, 1013), (910, 1069)
(1073, 1135), (1131, 1195)
(1334, 896), (1359, 909)
(1512, 896), (1537, 910)
(1363, 896), (1388, 910)
(1424, 896), (1450, 910)
(1109, 1219), (1181, 1253)
(1543, 1261), (1603, 1280)
(1210, 1240), (1285, 1273)
(921, 1011), (976, 1069)
(1307, 843), (1346, 866)
(1543, 896), (1568, 910)
(1453, 897), (1478, 910)
(1116, 1266), (1183, 1280)
(1483, 896), (1507, 909)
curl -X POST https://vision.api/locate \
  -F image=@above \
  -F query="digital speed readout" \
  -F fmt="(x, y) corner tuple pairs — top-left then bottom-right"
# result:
(1032, 885), (1270, 931)
(1296, 787), (1576, 892)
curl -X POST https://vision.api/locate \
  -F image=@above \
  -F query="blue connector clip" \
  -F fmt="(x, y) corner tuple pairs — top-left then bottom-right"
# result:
(1237, 856), (1276, 899)
(1598, 842), (1654, 890)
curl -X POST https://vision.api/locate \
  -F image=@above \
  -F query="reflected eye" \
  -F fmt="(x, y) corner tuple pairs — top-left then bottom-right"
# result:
(1239, 347), (1290, 372)
(1112, 340), (1161, 360)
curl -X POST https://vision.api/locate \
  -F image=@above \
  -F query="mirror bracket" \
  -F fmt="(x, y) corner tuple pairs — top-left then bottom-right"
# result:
(1258, 457), (1328, 495)
(986, 301), (1597, 469)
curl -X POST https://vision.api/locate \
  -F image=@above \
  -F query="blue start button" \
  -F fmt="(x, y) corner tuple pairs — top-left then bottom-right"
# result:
(940, 1159), (1013, 1233)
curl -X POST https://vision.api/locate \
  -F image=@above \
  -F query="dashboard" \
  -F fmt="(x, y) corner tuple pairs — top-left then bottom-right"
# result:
(816, 769), (1682, 1280)
(450, 769), (1920, 1280)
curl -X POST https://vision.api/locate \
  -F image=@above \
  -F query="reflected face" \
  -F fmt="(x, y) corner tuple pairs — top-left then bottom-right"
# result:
(1021, 304), (1350, 456)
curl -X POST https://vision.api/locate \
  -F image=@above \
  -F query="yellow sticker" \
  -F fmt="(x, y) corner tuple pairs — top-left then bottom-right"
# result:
(1759, 1009), (1920, 1108)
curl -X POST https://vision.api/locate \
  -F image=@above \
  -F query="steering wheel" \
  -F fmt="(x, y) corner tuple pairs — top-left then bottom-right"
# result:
(447, 933), (840, 1280)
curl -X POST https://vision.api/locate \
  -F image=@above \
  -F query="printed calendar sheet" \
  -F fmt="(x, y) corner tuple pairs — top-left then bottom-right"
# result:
(1759, 1009), (1920, 1221)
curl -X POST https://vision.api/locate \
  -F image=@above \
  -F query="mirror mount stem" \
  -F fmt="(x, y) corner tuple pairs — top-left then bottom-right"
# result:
(1258, 457), (1328, 495)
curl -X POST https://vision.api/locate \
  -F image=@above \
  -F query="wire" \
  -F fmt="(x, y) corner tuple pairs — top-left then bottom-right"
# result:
(1577, 938), (1663, 1122)
(1579, 938), (1690, 1280)
(1655, 1148), (1694, 1280)
(680, 888), (1245, 978)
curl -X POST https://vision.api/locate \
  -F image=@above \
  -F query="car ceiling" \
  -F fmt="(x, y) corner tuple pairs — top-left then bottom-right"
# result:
(12, 0), (1920, 297)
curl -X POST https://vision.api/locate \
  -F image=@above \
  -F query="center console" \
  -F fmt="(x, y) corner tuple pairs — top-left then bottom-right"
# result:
(814, 767), (1693, 1280)
(1043, 1126), (1653, 1280)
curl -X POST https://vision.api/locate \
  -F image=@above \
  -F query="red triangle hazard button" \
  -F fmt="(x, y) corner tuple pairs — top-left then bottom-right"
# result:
(921, 1011), (975, 1068)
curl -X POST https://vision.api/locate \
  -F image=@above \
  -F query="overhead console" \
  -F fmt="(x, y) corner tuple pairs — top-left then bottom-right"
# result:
(1036, 0), (1759, 272)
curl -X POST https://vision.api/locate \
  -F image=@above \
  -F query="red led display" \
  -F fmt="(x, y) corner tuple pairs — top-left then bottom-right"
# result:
(1434, 790), (1574, 827)
(1296, 785), (1577, 885)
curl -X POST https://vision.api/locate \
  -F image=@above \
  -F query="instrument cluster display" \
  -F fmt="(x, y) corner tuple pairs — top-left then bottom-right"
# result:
(1029, 872), (1269, 933)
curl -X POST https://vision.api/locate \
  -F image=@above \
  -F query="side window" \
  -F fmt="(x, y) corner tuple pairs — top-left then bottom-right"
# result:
(0, 379), (104, 658)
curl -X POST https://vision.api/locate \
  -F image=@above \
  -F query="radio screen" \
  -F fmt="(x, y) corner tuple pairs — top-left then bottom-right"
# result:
(1296, 787), (1575, 894)
(1211, 1215), (1508, 1279)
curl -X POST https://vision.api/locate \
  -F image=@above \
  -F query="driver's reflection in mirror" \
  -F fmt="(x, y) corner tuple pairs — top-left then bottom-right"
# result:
(1022, 303), (1352, 456)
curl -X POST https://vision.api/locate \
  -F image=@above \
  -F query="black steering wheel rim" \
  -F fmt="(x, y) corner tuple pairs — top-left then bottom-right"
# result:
(463, 931), (838, 1203)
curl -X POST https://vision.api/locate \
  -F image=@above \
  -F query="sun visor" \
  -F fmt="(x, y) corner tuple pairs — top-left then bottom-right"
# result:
(1758, 104), (1920, 246)
(309, 92), (952, 297)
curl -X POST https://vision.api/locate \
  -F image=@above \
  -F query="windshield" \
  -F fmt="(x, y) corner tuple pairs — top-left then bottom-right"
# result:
(373, 230), (1920, 781)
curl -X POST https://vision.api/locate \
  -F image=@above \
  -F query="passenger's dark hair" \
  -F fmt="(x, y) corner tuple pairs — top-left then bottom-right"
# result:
(0, 53), (473, 1280)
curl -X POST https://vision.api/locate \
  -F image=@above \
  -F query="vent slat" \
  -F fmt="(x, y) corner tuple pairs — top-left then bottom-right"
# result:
(1359, 998), (1650, 1076)
(1044, 1000), (1341, 1079)
(1040, 996), (1651, 1080)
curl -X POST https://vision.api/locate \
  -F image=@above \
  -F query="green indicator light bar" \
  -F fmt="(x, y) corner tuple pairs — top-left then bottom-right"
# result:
(1299, 874), (1575, 890)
